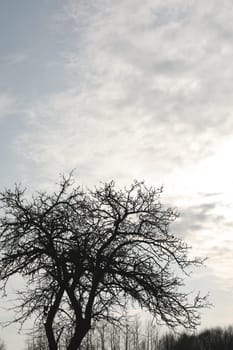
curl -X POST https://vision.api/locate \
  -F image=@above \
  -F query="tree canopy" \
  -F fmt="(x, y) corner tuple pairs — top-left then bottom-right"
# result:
(0, 175), (208, 350)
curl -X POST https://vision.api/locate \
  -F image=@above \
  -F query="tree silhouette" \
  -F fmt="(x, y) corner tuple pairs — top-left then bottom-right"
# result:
(0, 175), (207, 350)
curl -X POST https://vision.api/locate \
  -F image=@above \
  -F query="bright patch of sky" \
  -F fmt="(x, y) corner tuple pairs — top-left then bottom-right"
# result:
(1, 0), (233, 349)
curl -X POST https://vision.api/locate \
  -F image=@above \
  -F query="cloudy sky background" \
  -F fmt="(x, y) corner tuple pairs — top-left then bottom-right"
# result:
(1, 0), (233, 348)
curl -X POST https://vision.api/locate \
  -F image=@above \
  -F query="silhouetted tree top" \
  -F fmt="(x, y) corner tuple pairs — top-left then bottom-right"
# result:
(0, 175), (208, 350)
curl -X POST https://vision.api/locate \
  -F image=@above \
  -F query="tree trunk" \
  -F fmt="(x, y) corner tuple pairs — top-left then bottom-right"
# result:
(45, 321), (58, 350)
(44, 287), (64, 350)
(67, 324), (90, 350)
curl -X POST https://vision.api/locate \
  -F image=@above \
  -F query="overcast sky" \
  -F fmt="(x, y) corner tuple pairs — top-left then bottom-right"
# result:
(1, 0), (233, 349)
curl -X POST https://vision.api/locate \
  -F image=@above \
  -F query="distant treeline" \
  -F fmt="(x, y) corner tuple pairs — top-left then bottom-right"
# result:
(24, 318), (233, 350)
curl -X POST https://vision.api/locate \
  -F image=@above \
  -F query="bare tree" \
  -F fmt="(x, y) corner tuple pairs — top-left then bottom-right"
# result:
(109, 323), (121, 350)
(0, 175), (208, 350)
(159, 333), (176, 350)
(0, 338), (6, 350)
(25, 329), (48, 350)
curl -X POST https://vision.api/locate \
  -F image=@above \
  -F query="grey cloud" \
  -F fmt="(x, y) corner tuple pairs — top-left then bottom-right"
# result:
(210, 245), (233, 257)
(170, 195), (233, 285)
(0, 94), (14, 118)
(0, 52), (28, 65)
(172, 200), (227, 238)
(17, 0), (233, 187)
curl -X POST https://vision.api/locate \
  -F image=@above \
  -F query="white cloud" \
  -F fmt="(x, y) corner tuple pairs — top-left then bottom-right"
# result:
(16, 0), (233, 286)
(0, 94), (14, 118)
(21, 2), (232, 180)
